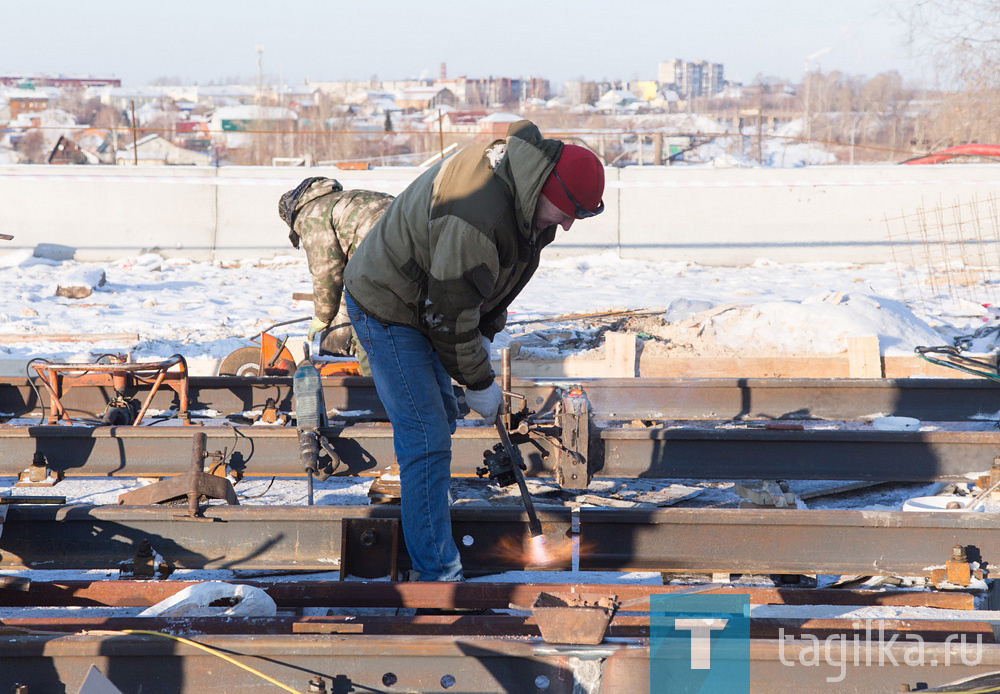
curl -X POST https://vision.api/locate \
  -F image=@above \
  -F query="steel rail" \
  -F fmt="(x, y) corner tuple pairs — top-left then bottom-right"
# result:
(0, 505), (573, 572)
(5, 375), (1000, 421)
(3, 632), (1000, 693)
(6, 579), (974, 610)
(1, 615), (994, 643)
(0, 633), (598, 694)
(608, 642), (1000, 694)
(5, 422), (1000, 482)
(580, 507), (1000, 575)
(3, 505), (1000, 576)
(598, 427), (1000, 481)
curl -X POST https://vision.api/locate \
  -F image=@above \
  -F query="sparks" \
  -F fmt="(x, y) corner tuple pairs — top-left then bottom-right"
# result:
(530, 534), (549, 565)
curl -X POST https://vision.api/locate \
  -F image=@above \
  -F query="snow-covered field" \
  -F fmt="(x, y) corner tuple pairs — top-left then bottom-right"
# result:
(2, 249), (999, 367)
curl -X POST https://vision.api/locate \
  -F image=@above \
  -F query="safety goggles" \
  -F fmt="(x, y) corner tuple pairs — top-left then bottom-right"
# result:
(551, 169), (604, 219)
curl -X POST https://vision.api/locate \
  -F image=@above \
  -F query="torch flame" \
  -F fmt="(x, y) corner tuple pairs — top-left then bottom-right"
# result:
(486, 534), (589, 569)
(530, 535), (549, 565)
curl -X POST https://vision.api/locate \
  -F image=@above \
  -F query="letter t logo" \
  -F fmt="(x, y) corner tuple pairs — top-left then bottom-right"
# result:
(674, 618), (729, 669)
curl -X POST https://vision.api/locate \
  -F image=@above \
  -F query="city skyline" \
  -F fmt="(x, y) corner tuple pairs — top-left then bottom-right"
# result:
(3, 1), (927, 88)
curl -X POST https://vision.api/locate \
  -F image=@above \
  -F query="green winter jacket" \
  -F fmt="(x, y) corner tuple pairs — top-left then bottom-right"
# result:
(344, 120), (562, 390)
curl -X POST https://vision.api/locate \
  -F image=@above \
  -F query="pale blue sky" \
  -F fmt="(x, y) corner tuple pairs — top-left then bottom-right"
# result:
(3, 1), (927, 87)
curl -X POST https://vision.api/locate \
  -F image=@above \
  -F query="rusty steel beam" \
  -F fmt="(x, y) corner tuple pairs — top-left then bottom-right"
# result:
(5, 580), (975, 610)
(604, 642), (1000, 694)
(580, 507), (1000, 575)
(0, 633), (591, 694)
(0, 423), (550, 478)
(0, 505), (572, 573)
(0, 375), (563, 422)
(2, 614), (994, 643)
(5, 375), (1000, 421)
(0, 614), (642, 638)
(6, 422), (1000, 482)
(578, 376), (1000, 421)
(2, 615), (994, 645)
(5, 504), (1000, 577)
(3, 630), (1000, 693)
(598, 427), (1000, 482)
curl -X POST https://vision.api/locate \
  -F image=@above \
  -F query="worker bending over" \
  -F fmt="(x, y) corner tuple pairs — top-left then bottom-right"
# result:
(344, 120), (605, 581)
(279, 177), (393, 373)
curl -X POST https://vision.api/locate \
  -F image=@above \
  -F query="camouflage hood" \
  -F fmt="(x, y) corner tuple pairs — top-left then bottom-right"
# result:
(278, 177), (343, 248)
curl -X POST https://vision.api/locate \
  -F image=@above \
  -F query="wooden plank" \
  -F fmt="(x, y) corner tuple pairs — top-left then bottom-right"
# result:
(884, 355), (993, 379)
(638, 355), (850, 378)
(604, 332), (637, 378)
(848, 335), (882, 378)
(0, 333), (138, 344)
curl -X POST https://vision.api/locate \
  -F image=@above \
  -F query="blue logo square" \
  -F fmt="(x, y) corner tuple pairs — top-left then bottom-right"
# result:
(650, 593), (752, 693)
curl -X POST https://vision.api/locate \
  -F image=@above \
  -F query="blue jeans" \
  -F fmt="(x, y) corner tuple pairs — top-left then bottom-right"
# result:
(345, 292), (463, 581)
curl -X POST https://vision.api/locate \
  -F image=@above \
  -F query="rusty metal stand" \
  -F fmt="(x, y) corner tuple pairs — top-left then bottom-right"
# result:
(15, 451), (62, 487)
(31, 354), (192, 425)
(339, 518), (399, 580)
(117, 432), (238, 518)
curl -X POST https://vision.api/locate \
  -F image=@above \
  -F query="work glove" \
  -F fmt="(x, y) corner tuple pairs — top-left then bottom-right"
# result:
(481, 335), (492, 358)
(465, 382), (502, 422)
(308, 317), (330, 342)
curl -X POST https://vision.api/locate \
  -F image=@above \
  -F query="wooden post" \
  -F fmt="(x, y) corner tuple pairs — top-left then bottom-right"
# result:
(653, 133), (663, 166)
(848, 335), (883, 378)
(605, 332), (638, 377)
(438, 109), (444, 162)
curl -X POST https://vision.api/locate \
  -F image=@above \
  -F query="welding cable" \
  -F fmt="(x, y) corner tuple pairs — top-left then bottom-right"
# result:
(88, 629), (300, 693)
(915, 346), (1000, 382)
(237, 476), (276, 499)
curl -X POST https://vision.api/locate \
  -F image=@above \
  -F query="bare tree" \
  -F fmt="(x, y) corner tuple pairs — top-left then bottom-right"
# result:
(899, 0), (1000, 147)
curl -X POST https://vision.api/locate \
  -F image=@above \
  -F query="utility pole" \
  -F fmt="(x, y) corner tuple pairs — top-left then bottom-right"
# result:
(756, 89), (763, 164)
(130, 100), (138, 166)
(803, 48), (831, 145)
(255, 45), (264, 105)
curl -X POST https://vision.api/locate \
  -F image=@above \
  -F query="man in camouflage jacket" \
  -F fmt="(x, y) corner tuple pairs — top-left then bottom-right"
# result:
(344, 120), (605, 581)
(279, 177), (394, 368)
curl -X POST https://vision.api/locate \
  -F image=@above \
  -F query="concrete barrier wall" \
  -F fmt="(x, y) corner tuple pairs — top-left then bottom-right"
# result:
(3, 164), (1000, 265)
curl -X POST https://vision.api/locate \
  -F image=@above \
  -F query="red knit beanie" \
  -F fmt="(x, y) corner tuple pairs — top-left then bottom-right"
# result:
(541, 145), (605, 217)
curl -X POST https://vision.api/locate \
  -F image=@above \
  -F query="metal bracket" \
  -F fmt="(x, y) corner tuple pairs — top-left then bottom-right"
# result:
(931, 545), (984, 588)
(117, 433), (238, 518)
(339, 518), (399, 581)
(120, 537), (172, 579)
(554, 389), (593, 490)
(15, 452), (62, 488)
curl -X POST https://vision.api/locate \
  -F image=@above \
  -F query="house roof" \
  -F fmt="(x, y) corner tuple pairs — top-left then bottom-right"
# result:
(480, 112), (521, 123)
(212, 105), (297, 121)
(445, 110), (487, 125)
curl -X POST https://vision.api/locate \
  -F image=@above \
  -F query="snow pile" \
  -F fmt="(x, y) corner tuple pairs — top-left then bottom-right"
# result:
(625, 292), (944, 359)
(765, 118), (836, 167)
(700, 293), (943, 355)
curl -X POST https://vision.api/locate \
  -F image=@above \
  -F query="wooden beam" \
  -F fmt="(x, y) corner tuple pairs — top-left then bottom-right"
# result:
(0, 333), (138, 344)
(848, 335), (883, 378)
(604, 332), (637, 377)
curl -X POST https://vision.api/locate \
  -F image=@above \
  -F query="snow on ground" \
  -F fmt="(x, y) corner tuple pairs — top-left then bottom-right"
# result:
(0, 250), (998, 368)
